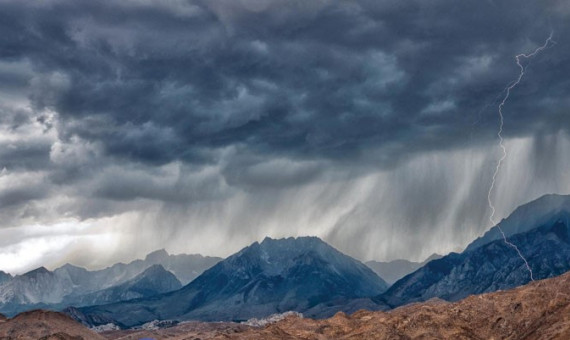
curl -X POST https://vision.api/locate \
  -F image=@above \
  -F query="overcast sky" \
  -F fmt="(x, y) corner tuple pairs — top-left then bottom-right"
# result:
(1, 0), (569, 274)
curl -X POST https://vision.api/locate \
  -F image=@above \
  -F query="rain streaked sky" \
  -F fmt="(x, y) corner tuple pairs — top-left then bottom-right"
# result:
(0, 0), (569, 274)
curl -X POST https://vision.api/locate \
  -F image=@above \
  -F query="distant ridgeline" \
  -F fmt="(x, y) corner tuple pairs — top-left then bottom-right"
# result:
(0, 250), (221, 316)
(1, 194), (570, 330)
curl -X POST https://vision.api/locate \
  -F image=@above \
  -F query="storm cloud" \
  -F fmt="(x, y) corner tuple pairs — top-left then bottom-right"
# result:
(0, 0), (569, 273)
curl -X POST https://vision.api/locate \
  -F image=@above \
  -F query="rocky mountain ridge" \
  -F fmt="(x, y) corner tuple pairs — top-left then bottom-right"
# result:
(377, 196), (570, 307)
(7, 269), (570, 339)
(70, 236), (388, 328)
(0, 250), (221, 316)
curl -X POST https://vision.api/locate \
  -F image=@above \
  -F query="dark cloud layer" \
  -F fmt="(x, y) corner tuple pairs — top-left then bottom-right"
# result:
(1, 0), (568, 168)
(0, 0), (569, 272)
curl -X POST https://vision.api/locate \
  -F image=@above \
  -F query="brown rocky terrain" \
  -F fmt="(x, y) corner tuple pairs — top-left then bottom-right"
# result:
(0, 310), (106, 340)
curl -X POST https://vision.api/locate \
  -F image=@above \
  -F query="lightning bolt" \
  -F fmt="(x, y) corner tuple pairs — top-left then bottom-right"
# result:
(487, 32), (555, 282)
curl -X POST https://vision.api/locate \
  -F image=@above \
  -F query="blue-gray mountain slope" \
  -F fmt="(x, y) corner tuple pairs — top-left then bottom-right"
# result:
(377, 194), (570, 307)
(62, 264), (181, 307)
(0, 250), (218, 316)
(69, 236), (388, 328)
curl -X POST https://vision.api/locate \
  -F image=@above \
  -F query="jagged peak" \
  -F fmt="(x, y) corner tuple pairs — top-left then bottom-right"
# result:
(145, 249), (170, 262)
(56, 263), (88, 272)
(21, 267), (51, 277)
(141, 264), (168, 274)
(258, 236), (327, 251)
(132, 264), (180, 287)
(227, 236), (380, 278)
(466, 194), (570, 252)
(260, 236), (322, 243)
(424, 253), (443, 263)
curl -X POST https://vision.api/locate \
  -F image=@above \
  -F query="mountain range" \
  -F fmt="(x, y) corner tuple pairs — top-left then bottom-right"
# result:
(67, 193), (570, 328)
(0, 249), (221, 316)
(113, 269), (570, 339)
(2, 193), (570, 331)
(68, 236), (388, 327)
(377, 194), (570, 307)
(5, 267), (570, 339)
(61, 264), (182, 307)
